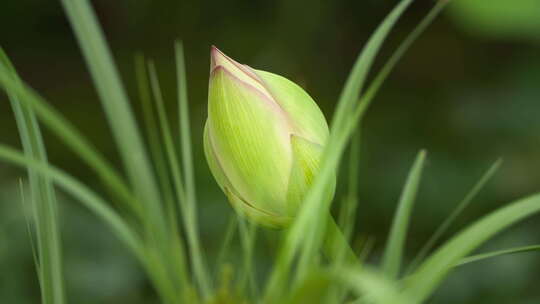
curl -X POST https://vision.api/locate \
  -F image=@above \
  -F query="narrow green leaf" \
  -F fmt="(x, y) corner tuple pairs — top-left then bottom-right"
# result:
(287, 267), (410, 304)
(59, 0), (168, 244)
(215, 215), (238, 275)
(146, 60), (194, 295)
(407, 158), (502, 274)
(58, 2), (183, 302)
(134, 54), (178, 227)
(326, 119), (362, 304)
(336, 267), (413, 304)
(456, 245), (540, 267)
(238, 216), (258, 299)
(351, 0), (450, 123)
(0, 145), (144, 260)
(0, 49), (139, 217)
(175, 41), (212, 296)
(358, 237), (376, 263)
(285, 272), (332, 304)
(334, 131), (362, 265)
(332, 1), (450, 192)
(330, 0), (415, 134)
(1, 49), (66, 304)
(404, 192), (540, 302)
(18, 180), (42, 293)
(381, 150), (427, 279)
(324, 216), (359, 268)
(137, 55), (191, 298)
(7, 145), (188, 304)
(264, 0), (415, 300)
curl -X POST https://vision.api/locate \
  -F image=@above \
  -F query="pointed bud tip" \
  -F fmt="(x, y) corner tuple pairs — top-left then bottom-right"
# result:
(210, 45), (230, 70)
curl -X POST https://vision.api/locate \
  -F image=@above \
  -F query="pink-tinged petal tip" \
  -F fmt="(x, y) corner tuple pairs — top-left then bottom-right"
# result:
(210, 46), (232, 71)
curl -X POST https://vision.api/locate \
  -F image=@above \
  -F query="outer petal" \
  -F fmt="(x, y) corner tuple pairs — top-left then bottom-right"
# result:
(223, 187), (291, 228)
(253, 69), (330, 145)
(286, 135), (335, 215)
(204, 122), (290, 227)
(210, 47), (273, 102)
(203, 120), (232, 193)
(208, 66), (292, 216)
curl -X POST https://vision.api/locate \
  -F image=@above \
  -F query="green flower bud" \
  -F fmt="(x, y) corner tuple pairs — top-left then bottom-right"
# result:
(204, 46), (334, 227)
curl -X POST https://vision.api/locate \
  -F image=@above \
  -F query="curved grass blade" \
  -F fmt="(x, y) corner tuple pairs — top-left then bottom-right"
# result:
(324, 216), (359, 268)
(284, 272), (332, 304)
(0, 145), (188, 303)
(337, 267), (413, 304)
(59, 0), (168, 243)
(215, 215), (238, 276)
(456, 245), (540, 267)
(147, 60), (201, 295)
(238, 217), (258, 299)
(286, 266), (410, 304)
(351, 0), (450, 122)
(403, 192), (540, 302)
(135, 57), (189, 299)
(0, 51), (139, 216)
(406, 159), (502, 274)
(0, 145), (144, 259)
(332, 1), (451, 166)
(134, 54), (178, 227)
(1, 49), (66, 304)
(18, 180), (42, 298)
(335, 131), (362, 263)
(381, 150), (426, 279)
(264, 1), (415, 300)
(330, 0), (415, 134)
(58, 2), (183, 301)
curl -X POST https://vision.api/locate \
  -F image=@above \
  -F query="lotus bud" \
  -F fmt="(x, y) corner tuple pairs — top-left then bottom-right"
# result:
(204, 46), (334, 227)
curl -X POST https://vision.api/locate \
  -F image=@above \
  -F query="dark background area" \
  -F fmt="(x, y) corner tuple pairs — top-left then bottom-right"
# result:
(1, 0), (540, 303)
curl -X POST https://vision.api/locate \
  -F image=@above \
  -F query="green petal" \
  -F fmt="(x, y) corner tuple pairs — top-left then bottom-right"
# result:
(223, 187), (291, 228)
(203, 120), (232, 192)
(254, 69), (330, 145)
(205, 121), (291, 227)
(208, 67), (292, 216)
(286, 135), (335, 216)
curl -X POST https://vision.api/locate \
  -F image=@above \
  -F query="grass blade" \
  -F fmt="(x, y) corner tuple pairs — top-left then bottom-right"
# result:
(1, 49), (66, 304)
(337, 267), (412, 304)
(138, 56), (191, 297)
(0, 145), (144, 260)
(134, 54), (178, 226)
(59, 0), (168, 241)
(324, 216), (359, 268)
(352, 0), (450, 122)
(18, 180), (43, 298)
(403, 192), (540, 302)
(407, 158), (502, 274)
(238, 217), (258, 299)
(215, 215), (238, 275)
(336, 131), (362, 258)
(175, 42), (212, 296)
(0, 50), (139, 216)
(58, 2), (183, 301)
(455, 245), (540, 266)
(330, 0), (414, 134)
(381, 150), (426, 279)
(327, 131), (363, 304)
(147, 60), (186, 214)
(147, 60), (202, 295)
(264, 0), (414, 300)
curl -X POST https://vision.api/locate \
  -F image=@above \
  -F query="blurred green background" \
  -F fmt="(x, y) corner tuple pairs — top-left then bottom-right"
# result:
(1, 0), (540, 303)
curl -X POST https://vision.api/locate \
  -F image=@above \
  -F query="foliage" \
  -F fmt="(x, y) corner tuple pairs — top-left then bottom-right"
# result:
(0, 0), (539, 303)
